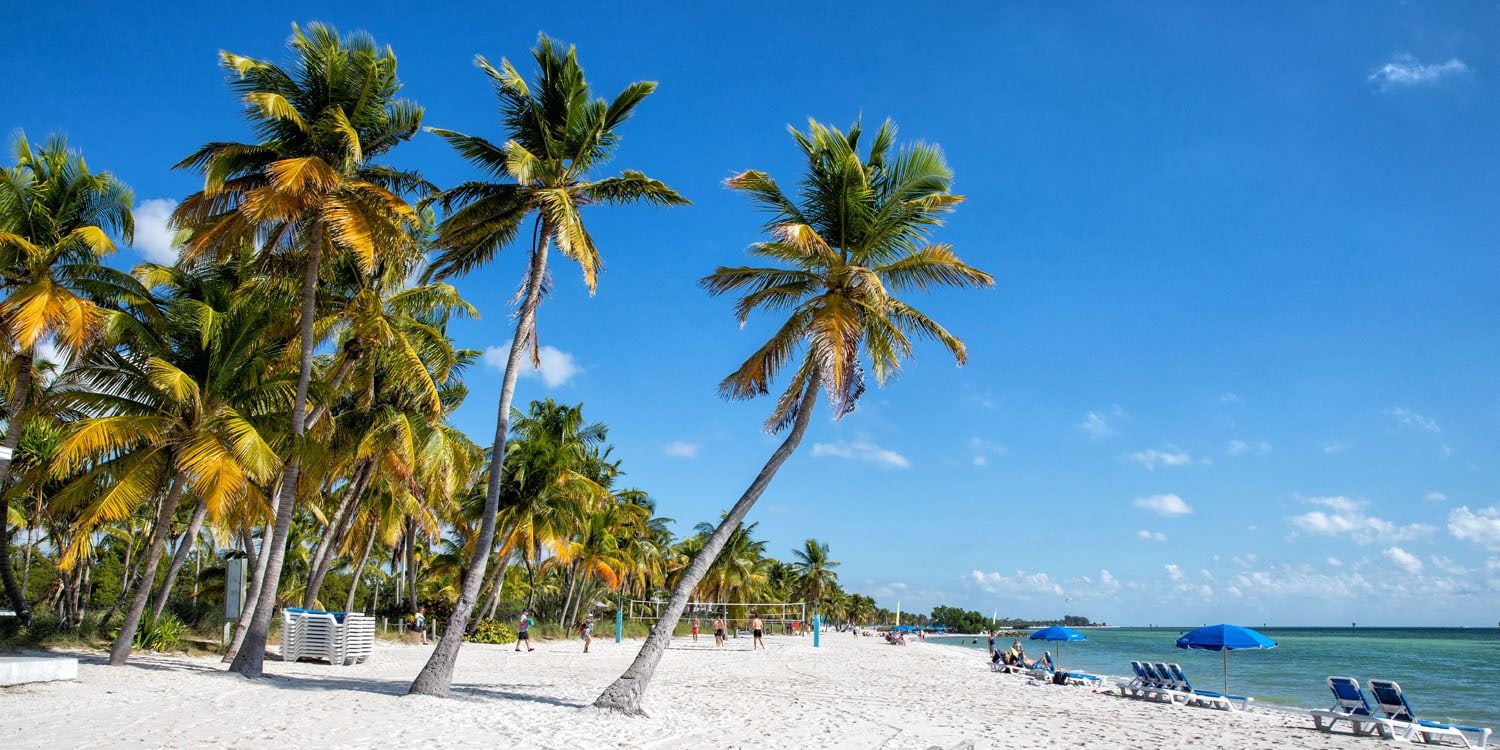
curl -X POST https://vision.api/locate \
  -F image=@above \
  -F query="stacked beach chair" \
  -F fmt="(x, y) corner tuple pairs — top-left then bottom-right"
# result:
(281, 608), (377, 665)
(1116, 660), (1252, 710)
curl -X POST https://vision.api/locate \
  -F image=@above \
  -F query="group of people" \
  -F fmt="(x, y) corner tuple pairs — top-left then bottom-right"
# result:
(987, 631), (1043, 670)
(508, 609), (592, 653)
(688, 614), (767, 649)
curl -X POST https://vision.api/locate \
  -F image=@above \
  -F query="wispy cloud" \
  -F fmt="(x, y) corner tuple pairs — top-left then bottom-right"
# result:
(1384, 546), (1424, 575)
(969, 569), (1063, 597)
(1220, 392), (1243, 405)
(1386, 407), (1439, 432)
(663, 440), (699, 459)
(1322, 440), (1351, 454)
(1080, 405), (1126, 439)
(969, 437), (1005, 467)
(1368, 55), (1470, 90)
(1448, 505), (1500, 551)
(1289, 496), (1435, 544)
(484, 344), (583, 387)
(1134, 493), (1193, 517)
(132, 198), (181, 264)
(1425, 491), (1448, 503)
(1127, 448), (1195, 470)
(1136, 529), (1167, 542)
(1226, 439), (1272, 457)
(811, 440), (910, 469)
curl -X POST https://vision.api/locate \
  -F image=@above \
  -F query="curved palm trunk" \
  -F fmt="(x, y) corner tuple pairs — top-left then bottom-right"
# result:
(150, 499), (208, 620)
(594, 375), (821, 714)
(343, 521), (376, 613)
(408, 228), (549, 697)
(480, 555), (510, 621)
(302, 460), (373, 609)
(110, 472), (187, 665)
(0, 349), (35, 624)
(222, 526), (267, 663)
(231, 238), (322, 677)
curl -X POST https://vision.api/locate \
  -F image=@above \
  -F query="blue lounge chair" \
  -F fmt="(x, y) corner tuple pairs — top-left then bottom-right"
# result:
(1027, 651), (1102, 686)
(1310, 676), (1394, 738)
(1167, 663), (1252, 711)
(1367, 679), (1491, 748)
(1117, 660), (1176, 702)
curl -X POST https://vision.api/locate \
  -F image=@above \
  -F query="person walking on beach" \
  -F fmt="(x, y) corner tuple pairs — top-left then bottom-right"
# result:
(414, 607), (429, 645)
(713, 615), (726, 648)
(691, 618), (700, 642)
(986, 630), (996, 658)
(515, 609), (535, 652)
(579, 615), (594, 653)
(751, 614), (765, 650)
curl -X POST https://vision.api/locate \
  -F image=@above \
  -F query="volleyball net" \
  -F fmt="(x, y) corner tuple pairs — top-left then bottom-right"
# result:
(626, 599), (808, 633)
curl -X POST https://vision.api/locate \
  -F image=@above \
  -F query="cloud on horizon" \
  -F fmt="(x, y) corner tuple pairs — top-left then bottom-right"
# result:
(1290, 496), (1435, 545)
(1368, 55), (1470, 90)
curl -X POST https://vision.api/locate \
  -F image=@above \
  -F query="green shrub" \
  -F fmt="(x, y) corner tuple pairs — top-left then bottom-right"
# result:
(133, 614), (185, 652)
(465, 619), (517, 644)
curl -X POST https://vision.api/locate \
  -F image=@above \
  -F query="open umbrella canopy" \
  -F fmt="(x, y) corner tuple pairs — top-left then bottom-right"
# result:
(1175, 624), (1277, 652)
(1029, 625), (1086, 642)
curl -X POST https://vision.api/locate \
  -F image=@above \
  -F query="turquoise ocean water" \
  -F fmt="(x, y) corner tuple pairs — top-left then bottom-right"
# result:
(930, 627), (1500, 730)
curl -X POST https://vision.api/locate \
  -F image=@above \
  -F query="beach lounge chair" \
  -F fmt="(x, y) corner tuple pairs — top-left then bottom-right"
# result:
(1166, 663), (1252, 711)
(1368, 679), (1491, 748)
(1310, 676), (1394, 738)
(1137, 662), (1183, 701)
(1027, 652), (1102, 686)
(1117, 661), (1148, 697)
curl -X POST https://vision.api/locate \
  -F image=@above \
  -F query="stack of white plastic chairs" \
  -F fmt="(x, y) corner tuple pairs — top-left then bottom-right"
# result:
(281, 609), (376, 665)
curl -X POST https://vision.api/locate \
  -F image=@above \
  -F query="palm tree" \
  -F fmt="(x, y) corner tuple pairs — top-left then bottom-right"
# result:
(51, 256), (282, 664)
(790, 538), (839, 616)
(595, 118), (993, 713)
(409, 34), (685, 697)
(0, 133), (133, 624)
(173, 23), (425, 676)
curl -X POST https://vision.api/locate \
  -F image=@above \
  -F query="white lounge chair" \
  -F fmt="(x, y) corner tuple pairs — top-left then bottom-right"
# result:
(1368, 679), (1491, 748)
(1310, 676), (1394, 738)
(1165, 663), (1251, 711)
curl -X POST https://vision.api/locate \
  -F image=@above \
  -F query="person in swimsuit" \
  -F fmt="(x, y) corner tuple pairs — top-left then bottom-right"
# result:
(515, 609), (535, 652)
(691, 618), (700, 642)
(751, 614), (765, 650)
(579, 615), (593, 653)
(713, 615), (726, 648)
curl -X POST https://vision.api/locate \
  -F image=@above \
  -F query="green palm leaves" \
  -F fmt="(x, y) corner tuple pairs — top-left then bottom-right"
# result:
(707, 119), (993, 429)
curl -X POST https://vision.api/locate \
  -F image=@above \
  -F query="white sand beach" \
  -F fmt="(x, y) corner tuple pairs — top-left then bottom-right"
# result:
(5, 635), (1369, 749)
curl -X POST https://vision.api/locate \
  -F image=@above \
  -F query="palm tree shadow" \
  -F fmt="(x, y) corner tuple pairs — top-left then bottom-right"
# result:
(452, 684), (588, 708)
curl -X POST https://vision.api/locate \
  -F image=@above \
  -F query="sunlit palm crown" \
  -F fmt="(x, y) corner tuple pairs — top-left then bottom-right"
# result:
(0, 134), (134, 353)
(172, 22), (426, 275)
(705, 119), (994, 431)
(424, 33), (688, 289)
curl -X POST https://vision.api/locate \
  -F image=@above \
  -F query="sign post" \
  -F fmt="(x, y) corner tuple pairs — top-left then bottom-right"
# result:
(813, 615), (821, 648)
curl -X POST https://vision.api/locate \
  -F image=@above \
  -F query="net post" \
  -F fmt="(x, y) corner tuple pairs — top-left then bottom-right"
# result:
(615, 606), (623, 644)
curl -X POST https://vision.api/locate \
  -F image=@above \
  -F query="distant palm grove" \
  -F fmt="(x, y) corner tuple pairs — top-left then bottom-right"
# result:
(0, 24), (991, 710)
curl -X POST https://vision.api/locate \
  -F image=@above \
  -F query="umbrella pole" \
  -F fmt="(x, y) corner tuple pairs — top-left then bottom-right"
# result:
(1223, 649), (1229, 695)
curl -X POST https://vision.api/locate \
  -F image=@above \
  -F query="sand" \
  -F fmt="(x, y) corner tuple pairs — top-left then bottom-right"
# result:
(4, 633), (1367, 749)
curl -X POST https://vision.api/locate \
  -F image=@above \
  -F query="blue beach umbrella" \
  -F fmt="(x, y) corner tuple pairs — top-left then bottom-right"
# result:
(1029, 625), (1086, 665)
(1175, 624), (1278, 695)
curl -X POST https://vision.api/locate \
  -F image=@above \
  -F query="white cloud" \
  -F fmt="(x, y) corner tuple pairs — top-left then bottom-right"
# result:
(969, 570), (1063, 597)
(1226, 439), (1272, 457)
(1127, 448), (1194, 470)
(1386, 407), (1439, 432)
(663, 441), (699, 459)
(1448, 505), (1500, 551)
(1322, 440), (1351, 454)
(1133, 493), (1193, 517)
(1326, 557), (1343, 567)
(1136, 530), (1167, 542)
(1384, 546), (1424, 575)
(485, 344), (583, 387)
(812, 440), (910, 469)
(1164, 564), (1185, 582)
(132, 198), (181, 264)
(1368, 55), (1470, 90)
(1079, 405), (1125, 439)
(1220, 392), (1242, 405)
(970, 437), (1005, 467)
(1232, 554), (1258, 567)
(1425, 491), (1448, 503)
(1430, 556), (1468, 576)
(1290, 496), (1435, 545)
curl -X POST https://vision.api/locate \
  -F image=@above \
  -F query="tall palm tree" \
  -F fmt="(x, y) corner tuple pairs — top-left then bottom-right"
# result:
(409, 34), (685, 697)
(173, 23), (425, 676)
(596, 118), (993, 713)
(790, 538), (839, 616)
(0, 133), (133, 624)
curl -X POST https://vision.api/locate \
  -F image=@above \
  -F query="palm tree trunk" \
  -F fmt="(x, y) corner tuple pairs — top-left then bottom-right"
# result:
(110, 472), (187, 665)
(480, 555), (510, 621)
(0, 348), (35, 624)
(150, 499), (208, 620)
(559, 562), (580, 628)
(405, 520), (418, 615)
(303, 460), (373, 608)
(594, 373), (821, 714)
(22, 490), (43, 601)
(230, 236), (321, 677)
(409, 223), (550, 697)
(343, 521), (376, 614)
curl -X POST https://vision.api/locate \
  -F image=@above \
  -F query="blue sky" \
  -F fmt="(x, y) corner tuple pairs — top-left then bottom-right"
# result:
(6, 2), (1499, 626)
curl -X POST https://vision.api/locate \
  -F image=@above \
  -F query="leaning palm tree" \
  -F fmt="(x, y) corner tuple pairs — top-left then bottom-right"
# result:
(172, 22), (425, 676)
(790, 538), (839, 616)
(595, 118), (993, 713)
(0, 133), (133, 624)
(408, 33), (685, 697)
